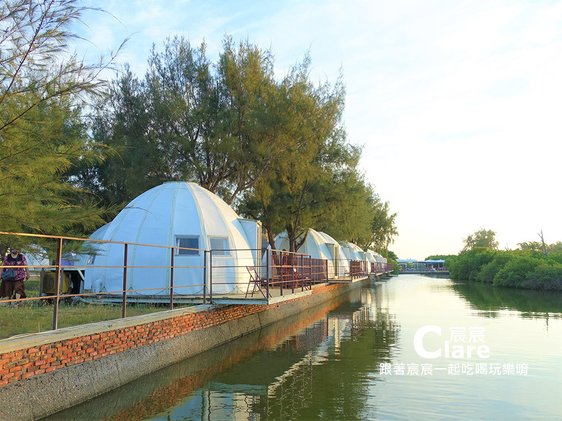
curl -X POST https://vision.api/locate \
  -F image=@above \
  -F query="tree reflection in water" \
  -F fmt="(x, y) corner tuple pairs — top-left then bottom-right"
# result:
(451, 281), (562, 321)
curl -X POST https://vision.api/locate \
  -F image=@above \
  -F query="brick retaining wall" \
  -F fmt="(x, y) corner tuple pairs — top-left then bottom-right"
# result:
(0, 283), (339, 389)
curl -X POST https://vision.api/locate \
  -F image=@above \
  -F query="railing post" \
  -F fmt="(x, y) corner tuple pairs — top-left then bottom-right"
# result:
(266, 250), (270, 300)
(309, 256), (312, 289)
(280, 251), (284, 297)
(291, 254), (295, 294)
(170, 246), (175, 310)
(298, 254), (305, 291)
(209, 250), (213, 303)
(203, 250), (207, 304)
(52, 237), (63, 331)
(122, 243), (128, 319)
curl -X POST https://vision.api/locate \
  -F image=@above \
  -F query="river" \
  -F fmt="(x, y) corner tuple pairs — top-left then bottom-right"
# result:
(49, 275), (562, 420)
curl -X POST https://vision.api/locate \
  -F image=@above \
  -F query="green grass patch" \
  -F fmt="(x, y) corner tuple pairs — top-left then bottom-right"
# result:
(1, 276), (195, 340)
(0, 301), (171, 340)
(25, 276), (40, 296)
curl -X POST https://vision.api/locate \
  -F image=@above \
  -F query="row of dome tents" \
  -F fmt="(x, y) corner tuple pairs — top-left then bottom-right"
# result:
(270, 230), (349, 279)
(74, 182), (387, 297)
(270, 231), (387, 279)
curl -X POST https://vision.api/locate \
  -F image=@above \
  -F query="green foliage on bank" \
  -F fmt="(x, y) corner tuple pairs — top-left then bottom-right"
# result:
(0, 0), (116, 247)
(448, 249), (562, 291)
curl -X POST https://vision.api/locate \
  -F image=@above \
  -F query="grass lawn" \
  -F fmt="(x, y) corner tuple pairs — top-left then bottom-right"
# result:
(0, 302), (167, 340)
(0, 276), (179, 340)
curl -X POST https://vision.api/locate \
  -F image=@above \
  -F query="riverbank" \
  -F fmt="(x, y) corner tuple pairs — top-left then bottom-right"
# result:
(0, 279), (369, 420)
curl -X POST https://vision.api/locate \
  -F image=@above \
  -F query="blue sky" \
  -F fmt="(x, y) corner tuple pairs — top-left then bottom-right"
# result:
(74, 0), (562, 259)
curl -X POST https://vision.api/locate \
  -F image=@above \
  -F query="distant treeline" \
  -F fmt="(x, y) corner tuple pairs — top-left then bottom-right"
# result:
(447, 247), (562, 291)
(431, 229), (562, 291)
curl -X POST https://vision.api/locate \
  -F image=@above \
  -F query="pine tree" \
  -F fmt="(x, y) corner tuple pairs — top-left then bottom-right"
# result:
(0, 0), (118, 245)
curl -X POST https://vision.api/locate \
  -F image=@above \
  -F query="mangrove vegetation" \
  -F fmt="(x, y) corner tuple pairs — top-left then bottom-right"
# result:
(448, 229), (562, 291)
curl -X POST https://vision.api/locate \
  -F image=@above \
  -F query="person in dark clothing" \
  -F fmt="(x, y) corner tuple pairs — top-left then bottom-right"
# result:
(0, 248), (30, 302)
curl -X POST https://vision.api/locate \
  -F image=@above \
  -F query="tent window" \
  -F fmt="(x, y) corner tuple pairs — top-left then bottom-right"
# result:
(210, 237), (230, 256)
(176, 236), (199, 255)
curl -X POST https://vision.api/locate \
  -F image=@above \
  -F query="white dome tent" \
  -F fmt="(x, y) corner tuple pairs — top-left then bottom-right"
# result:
(316, 231), (348, 277)
(270, 228), (344, 279)
(339, 241), (365, 263)
(83, 182), (260, 296)
(365, 250), (378, 273)
(372, 252), (387, 273)
(379, 254), (388, 272)
(338, 241), (367, 276)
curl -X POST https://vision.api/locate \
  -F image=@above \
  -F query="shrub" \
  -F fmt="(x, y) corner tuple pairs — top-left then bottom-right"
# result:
(493, 255), (541, 288)
(449, 249), (496, 282)
(477, 253), (514, 284)
(449, 248), (562, 291)
(529, 263), (562, 290)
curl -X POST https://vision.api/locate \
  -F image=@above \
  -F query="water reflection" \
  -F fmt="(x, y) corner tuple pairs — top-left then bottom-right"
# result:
(451, 281), (562, 320)
(49, 283), (400, 421)
(48, 277), (562, 420)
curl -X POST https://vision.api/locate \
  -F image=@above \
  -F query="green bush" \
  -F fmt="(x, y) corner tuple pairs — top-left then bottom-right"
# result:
(546, 251), (562, 265)
(529, 263), (562, 290)
(449, 249), (496, 282)
(492, 255), (541, 288)
(448, 248), (562, 291)
(477, 253), (513, 284)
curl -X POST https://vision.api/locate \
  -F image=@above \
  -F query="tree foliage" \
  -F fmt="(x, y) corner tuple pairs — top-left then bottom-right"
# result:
(0, 0), (116, 241)
(448, 241), (562, 291)
(2, 1), (100, 130)
(368, 199), (398, 255)
(425, 254), (456, 261)
(80, 37), (281, 206)
(240, 60), (360, 251)
(84, 36), (399, 252)
(462, 228), (498, 252)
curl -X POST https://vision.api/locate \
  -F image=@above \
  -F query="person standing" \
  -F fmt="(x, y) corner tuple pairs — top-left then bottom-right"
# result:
(0, 248), (30, 302)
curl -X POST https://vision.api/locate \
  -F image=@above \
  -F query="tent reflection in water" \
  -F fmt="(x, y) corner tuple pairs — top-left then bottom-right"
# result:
(83, 182), (261, 296)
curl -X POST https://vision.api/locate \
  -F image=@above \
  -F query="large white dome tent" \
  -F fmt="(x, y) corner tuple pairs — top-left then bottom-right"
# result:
(376, 252), (388, 272)
(83, 182), (260, 296)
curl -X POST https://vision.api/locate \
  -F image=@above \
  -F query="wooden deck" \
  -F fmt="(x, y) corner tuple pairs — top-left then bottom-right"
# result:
(326, 275), (371, 284)
(84, 276), (372, 306)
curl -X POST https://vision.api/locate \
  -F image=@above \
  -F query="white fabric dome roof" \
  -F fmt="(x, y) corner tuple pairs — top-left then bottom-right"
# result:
(339, 241), (365, 262)
(316, 231), (349, 277)
(84, 182), (257, 295)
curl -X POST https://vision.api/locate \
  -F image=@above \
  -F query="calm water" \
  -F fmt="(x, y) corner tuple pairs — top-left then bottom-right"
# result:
(50, 276), (562, 420)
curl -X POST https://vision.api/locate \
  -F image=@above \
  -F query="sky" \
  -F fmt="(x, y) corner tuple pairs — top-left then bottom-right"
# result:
(73, 0), (562, 259)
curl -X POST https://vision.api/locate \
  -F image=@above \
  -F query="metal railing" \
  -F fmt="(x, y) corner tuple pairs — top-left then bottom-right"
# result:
(0, 231), (208, 332)
(0, 231), (387, 337)
(265, 250), (327, 296)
